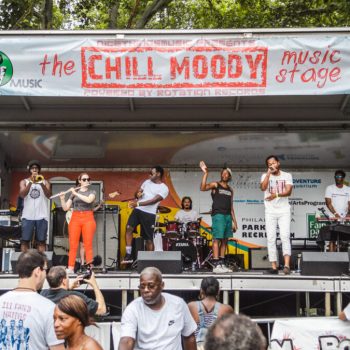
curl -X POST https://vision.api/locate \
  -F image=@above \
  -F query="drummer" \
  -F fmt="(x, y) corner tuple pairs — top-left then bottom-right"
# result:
(175, 196), (199, 225)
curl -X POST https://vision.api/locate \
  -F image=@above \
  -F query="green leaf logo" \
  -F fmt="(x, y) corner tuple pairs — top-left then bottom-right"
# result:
(0, 52), (13, 87)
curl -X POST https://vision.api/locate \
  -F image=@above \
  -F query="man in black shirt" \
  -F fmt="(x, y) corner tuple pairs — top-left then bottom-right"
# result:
(41, 266), (106, 316)
(200, 161), (238, 273)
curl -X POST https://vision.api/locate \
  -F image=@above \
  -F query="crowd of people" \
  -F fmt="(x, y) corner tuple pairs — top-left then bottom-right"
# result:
(11, 158), (350, 349)
(0, 250), (265, 350)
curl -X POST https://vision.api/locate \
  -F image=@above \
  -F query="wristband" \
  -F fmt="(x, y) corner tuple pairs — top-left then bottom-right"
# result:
(275, 193), (279, 198)
(137, 202), (140, 207)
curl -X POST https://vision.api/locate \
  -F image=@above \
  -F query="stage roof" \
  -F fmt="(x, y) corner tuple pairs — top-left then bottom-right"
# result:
(0, 94), (349, 170)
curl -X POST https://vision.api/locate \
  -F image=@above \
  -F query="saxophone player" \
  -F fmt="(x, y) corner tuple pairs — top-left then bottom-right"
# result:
(19, 160), (51, 252)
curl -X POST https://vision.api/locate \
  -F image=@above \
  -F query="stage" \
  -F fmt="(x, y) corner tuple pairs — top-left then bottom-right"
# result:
(0, 270), (348, 317)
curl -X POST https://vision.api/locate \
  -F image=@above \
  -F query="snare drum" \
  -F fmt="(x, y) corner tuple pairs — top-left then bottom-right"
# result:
(186, 220), (200, 238)
(165, 221), (183, 239)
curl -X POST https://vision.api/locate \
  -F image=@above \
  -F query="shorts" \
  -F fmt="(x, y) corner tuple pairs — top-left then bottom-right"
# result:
(127, 209), (156, 241)
(21, 218), (48, 242)
(211, 214), (232, 239)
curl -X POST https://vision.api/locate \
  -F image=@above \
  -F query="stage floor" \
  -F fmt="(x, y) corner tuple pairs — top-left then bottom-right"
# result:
(0, 269), (349, 316)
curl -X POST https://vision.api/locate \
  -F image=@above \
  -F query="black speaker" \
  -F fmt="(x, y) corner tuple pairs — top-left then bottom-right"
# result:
(11, 251), (54, 273)
(137, 251), (182, 274)
(225, 254), (245, 269)
(301, 252), (348, 276)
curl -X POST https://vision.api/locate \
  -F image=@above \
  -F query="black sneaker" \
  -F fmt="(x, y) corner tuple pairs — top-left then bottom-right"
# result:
(263, 268), (279, 275)
(121, 253), (133, 264)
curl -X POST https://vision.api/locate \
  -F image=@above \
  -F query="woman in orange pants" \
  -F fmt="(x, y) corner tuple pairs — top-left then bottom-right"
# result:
(60, 173), (96, 273)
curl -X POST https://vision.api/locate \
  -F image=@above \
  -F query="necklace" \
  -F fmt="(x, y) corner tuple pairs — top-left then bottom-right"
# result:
(13, 287), (36, 292)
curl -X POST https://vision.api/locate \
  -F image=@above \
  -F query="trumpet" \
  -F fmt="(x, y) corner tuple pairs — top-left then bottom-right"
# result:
(32, 175), (44, 183)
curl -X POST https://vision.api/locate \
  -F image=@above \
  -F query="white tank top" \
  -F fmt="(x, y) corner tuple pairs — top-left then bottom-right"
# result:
(21, 179), (49, 220)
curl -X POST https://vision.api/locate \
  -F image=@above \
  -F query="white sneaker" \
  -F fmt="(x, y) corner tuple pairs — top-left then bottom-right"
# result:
(66, 268), (74, 275)
(213, 263), (231, 273)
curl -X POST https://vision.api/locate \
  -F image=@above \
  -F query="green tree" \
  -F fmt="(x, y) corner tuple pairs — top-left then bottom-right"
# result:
(0, 0), (349, 30)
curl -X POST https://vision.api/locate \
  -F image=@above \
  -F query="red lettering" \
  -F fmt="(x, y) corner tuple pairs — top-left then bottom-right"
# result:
(63, 60), (75, 76)
(298, 51), (309, 64)
(228, 55), (242, 78)
(211, 55), (225, 79)
(309, 51), (321, 64)
(125, 57), (131, 78)
(132, 57), (146, 79)
(88, 55), (102, 80)
(170, 57), (190, 80)
(105, 57), (121, 79)
(52, 54), (63, 77)
(246, 54), (264, 79)
(330, 50), (341, 63)
(275, 69), (287, 83)
(193, 55), (208, 79)
(39, 54), (50, 75)
(329, 67), (341, 82)
(301, 68), (316, 83)
(288, 63), (300, 83)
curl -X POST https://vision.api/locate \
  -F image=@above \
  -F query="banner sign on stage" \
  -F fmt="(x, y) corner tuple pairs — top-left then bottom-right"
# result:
(0, 35), (350, 97)
(270, 317), (350, 350)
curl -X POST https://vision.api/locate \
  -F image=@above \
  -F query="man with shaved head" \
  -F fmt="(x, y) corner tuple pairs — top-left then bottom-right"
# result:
(119, 267), (197, 350)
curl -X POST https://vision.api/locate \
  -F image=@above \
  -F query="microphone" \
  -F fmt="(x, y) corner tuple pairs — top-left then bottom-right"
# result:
(318, 207), (330, 221)
(85, 255), (102, 267)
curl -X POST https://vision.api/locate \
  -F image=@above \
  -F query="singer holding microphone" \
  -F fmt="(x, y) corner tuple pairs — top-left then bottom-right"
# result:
(260, 155), (293, 275)
(59, 173), (96, 274)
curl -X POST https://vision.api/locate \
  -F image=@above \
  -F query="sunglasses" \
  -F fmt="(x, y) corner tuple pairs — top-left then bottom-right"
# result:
(335, 176), (344, 179)
(81, 178), (90, 182)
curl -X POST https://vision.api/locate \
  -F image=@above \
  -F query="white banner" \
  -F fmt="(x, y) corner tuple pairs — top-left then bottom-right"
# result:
(0, 35), (350, 97)
(270, 317), (350, 350)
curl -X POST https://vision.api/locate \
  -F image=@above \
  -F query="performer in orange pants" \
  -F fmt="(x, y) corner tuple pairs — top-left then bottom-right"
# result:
(59, 173), (97, 273)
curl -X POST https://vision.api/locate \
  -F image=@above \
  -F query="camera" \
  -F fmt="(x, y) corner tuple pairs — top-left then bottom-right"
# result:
(77, 255), (102, 284)
(77, 265), (92, 284)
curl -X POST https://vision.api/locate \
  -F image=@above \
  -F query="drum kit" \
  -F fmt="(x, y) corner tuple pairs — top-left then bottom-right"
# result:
(155, 210), (211, 270)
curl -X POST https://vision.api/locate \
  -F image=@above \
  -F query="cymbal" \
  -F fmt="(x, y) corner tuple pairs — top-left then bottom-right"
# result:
(157, 206), (171, 214)
(200, 211), (212, 215)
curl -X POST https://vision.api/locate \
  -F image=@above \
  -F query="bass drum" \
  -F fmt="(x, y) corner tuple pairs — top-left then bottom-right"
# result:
(170, 239), (197, 268)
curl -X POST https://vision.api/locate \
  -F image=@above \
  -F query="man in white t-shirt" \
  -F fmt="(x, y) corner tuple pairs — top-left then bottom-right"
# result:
(325, 169), (350, 251)
(175, 196), (199, 224)
(260, 155), (293, 275)
(119, 267), (197, 350)
(0, 250), (64, 350)
(122, 166), (169, 264)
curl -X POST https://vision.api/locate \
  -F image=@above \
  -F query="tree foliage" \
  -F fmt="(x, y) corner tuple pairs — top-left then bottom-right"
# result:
(0, 0), (349, 30)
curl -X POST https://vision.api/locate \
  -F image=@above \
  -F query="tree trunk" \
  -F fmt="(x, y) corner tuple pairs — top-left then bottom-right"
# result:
(135, 0), (173, 29)
(109, 0), (120, 29)
(43, 0), (53, 29)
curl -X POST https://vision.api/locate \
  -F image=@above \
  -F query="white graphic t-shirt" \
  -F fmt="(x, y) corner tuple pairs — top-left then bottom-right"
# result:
(325, 184), (350, 217)
(22, 179), (49, 220)
(0, 291), (63, 350)
(261, 171), (293, 214)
